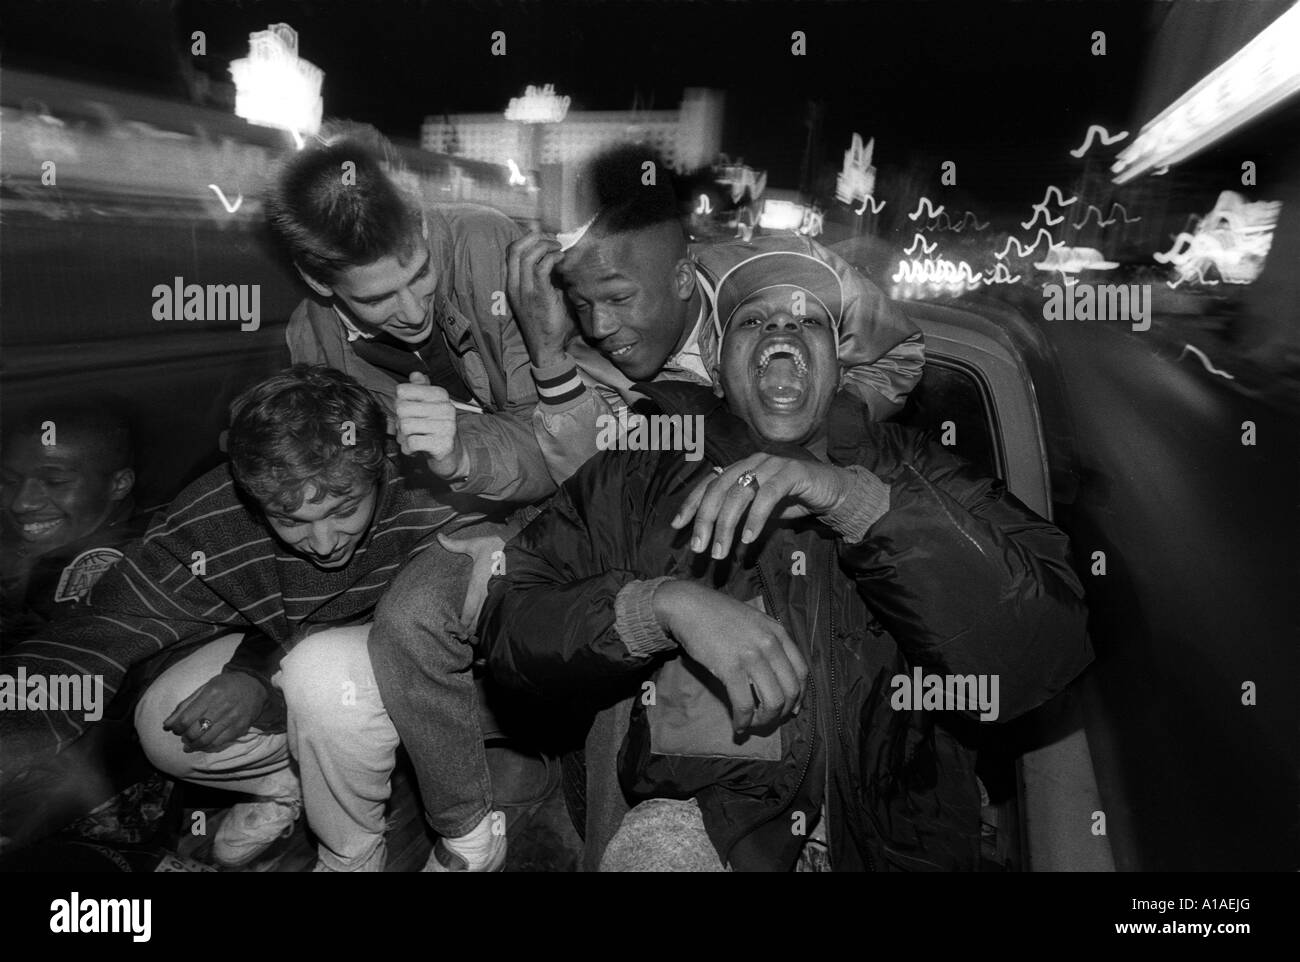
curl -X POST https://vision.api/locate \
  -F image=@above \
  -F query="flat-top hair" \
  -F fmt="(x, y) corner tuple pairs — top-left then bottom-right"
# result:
(580, 143), (688, 254)
(265, 122), (423, 283)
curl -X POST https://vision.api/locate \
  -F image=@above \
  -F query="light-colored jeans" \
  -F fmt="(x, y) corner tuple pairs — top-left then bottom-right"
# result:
(368, 520), (519, 838)
(134, 626), (398, 871)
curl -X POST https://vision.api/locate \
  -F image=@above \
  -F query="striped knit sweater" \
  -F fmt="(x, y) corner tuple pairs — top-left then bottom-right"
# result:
(0, 458), (461, 767)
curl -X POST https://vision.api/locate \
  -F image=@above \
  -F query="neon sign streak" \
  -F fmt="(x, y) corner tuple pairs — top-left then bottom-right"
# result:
(695, 194), (713, 215)
(1178, 344), (1235, 380)
(1069, 125), (1129, 158)
(907, 197), (946, 222)
(1154, 233), (1197, 264)
(1070, 202), (1138, 230)
(207, 184), (243, 213)
(506, 160), (527, 186)
(983, 263), (1022, 284)
(1038, 186), (1078, 208)
(1019, 186), (1076, 230)
(995, 229), (1060, 261)
(1072, 205), (1112, 229)
(1019, 208), (1060, 231)
(855, 194), (886, 215)
(1110, 203), (1141, 224)
(1167, 274), (1219, 289)
(1111, 4), (1300, 184)
(951, 211), (989, 232)
(903, 234), (937, 257)
(891, 257), (983, 288)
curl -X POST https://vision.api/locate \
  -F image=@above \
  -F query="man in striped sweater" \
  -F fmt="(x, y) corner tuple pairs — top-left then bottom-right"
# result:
(0, 366), (472, 871)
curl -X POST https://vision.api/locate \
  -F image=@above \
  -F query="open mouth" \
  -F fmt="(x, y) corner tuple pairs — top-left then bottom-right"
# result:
(752, 338), (809, 408)
(605, 342), (637, 360)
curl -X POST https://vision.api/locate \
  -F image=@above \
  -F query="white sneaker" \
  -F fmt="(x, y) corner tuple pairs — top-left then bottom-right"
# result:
(422, 811), (507, 872)
(212, 768), (303, 869)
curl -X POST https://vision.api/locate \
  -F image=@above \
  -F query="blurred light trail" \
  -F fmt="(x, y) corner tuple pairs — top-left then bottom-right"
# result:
(1070, 124), (1129, 158)
(1112, 2), (1300, 183)
(907, 197), (945, 221)
(207, 184), (243, 213)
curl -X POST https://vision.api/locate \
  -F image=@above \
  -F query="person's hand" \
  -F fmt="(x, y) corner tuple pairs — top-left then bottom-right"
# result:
(652, 580), (808, 734)
(506, 232), (574, 367)
(163, 672), (268, 753)
(396, 372), (468, 479)
(671, 454), (856, 561)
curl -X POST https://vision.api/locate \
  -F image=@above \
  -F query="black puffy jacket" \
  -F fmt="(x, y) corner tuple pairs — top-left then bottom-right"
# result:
(480, 382), (1091, 871)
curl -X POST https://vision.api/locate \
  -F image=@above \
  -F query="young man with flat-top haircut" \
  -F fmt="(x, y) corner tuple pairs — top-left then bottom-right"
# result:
(265, 123), (553, 507)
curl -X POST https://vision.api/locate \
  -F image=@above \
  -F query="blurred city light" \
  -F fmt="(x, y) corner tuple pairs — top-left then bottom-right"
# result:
(1112, 1), (1300, 183)
(715, 157), (767, 203)
(504, 84), (571, 124)
(757, 198), (808, 232)
(834, 133), (876, 206)
(1155, 190), (1281, 286)
(230, 24), (323, 138)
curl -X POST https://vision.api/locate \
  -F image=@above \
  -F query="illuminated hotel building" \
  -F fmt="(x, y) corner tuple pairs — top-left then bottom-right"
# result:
(422, 88), (724, 173)
(423, 87), (723, 229)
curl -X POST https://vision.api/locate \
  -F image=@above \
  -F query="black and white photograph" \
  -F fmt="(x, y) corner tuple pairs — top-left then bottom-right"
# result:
(0, 0), (1295, 937)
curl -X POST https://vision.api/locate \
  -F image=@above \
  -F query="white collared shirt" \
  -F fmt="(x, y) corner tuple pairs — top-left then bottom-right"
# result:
(334, 304), (376, 342)
(662, 271), (716, 383)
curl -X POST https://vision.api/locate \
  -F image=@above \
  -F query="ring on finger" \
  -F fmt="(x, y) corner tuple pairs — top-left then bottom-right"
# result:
(198, 718), (213, 734)
(736, 472), (759, 489)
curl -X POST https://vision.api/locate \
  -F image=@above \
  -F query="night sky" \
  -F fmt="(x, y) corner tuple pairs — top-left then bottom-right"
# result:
(2, 0), (1290, 214)
(3, 3), (1149, 180)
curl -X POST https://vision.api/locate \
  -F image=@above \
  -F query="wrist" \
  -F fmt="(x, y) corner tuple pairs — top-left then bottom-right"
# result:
(222, 666), (273, 701)
(531, 344), (569, 369)
(822, 466), (856, 515)
(616, 576), (679, 657)
(427, 437), (470, 481)
(821, 465), (891, 543)
(650, 579), (686, 629)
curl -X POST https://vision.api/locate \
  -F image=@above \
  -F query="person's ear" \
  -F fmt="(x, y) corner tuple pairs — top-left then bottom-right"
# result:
(673, 257), (697, 302)
(108, 468), (135, 502)
(295, 263), (334, 299)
